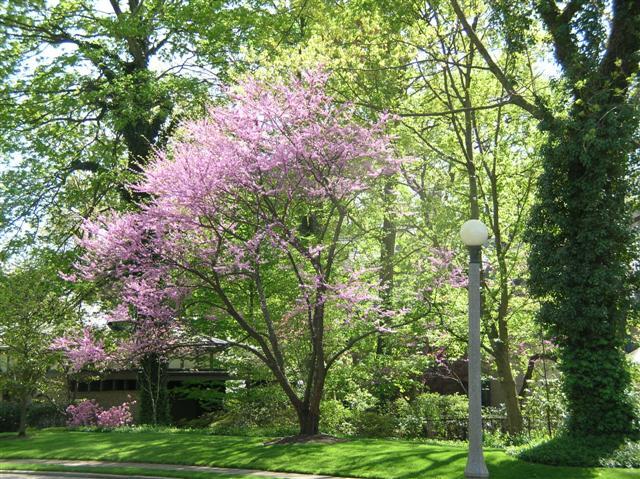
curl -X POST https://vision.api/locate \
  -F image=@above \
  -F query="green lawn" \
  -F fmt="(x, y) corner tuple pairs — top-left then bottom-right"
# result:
(0, 462), (288, 479)
(0, 429), (638, 479)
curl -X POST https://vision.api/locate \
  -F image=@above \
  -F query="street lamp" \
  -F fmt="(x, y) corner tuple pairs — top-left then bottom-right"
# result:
(460, 219), (489, 479)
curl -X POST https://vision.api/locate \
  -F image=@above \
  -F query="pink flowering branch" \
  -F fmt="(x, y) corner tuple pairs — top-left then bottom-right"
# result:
(70, 69), (421, 435)
(51, 328), (110, 372)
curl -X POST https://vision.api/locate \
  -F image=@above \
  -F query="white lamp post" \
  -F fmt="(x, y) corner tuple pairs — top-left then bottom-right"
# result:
(460, 219), (489, 479)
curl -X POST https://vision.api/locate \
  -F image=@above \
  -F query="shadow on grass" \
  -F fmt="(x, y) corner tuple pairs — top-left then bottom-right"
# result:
(0, 430), (634, 479)
(0, 435), (30, 441)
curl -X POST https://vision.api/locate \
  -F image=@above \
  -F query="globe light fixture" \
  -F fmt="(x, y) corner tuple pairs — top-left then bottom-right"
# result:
(461, 218), (489, 479)
(460, 219), (489, 247)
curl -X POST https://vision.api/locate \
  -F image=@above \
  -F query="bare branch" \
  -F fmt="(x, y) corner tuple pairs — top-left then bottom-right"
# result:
(448, 0), (544, 120)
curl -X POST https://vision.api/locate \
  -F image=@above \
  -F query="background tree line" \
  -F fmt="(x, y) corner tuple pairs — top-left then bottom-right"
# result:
(1, 0), (639, 442)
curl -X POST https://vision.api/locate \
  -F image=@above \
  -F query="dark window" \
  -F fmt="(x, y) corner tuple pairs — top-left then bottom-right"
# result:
(101, 380), (114, 391)
(115, 379), (126, 391)
(126, 379), (137, 390)
(77, 382), (89, 392)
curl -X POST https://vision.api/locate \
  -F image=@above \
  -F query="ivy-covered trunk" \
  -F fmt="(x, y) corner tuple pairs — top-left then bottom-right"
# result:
(138, 353), (171, 425)
(449, 0), (640, 439)
(529, 0), (640, 438)
(529, 103), (637, 436)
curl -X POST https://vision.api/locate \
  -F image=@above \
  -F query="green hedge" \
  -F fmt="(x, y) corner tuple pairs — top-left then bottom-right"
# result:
(0, 402), (66, 432)
(513, 434), (640, 468)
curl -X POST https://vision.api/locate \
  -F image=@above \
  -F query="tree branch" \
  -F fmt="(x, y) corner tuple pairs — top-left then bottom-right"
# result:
(448, 0), (544, 120)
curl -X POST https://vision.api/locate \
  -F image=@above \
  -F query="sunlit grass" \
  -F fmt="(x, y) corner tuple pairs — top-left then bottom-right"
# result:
(0, 429), (638, 479)
(0, 462), (288, 479)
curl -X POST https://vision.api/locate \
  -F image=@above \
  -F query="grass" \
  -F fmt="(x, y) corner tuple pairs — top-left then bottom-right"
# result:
(0, 429), (639, 479)
(0, 462), (288, 479)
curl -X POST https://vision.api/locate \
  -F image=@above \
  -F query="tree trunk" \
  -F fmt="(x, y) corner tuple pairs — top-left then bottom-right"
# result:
(493, 345), (523, 435)
(17, 394), (30, 437)
(296, 404), (320, 436)
(138, 353), (170, 425)
(376, 178), (397, 356)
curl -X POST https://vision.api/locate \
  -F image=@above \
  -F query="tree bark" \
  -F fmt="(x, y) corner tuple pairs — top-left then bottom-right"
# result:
(493, 343), (523, 435)
(377, 178), (397, 356)
(138, 353), (170, 425)
(297, 404), (321, 436)
(17, 394), (30, 437)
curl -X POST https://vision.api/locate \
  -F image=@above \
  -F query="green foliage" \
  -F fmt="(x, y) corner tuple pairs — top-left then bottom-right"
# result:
(0, 402), (65, 432)
(0, 0), (277, 252)
(319, 399), (354, 436)
(350, 411), (397, 438)
(393, 393), (468, 439)
(0, 259), (78, 434)
(520, 376), (566, 436)
(486, 0), (536, 53)
(205, 383), (297, 436)
(170, 379), (225, 412)
(528, 95), (640, 435)
(514, 434), (640, 468)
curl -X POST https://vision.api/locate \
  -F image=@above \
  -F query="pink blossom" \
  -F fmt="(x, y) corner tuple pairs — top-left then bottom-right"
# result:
(66, 399), (135, 428)
(51, 329), (109, 372)
(427, 248), (468, 289)
(96, 400), (135, 428)
(66, 400), (102, 427)
(66, 70), (425, 409)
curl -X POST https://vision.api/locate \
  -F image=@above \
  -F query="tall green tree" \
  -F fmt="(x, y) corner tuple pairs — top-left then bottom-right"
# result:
(0, 259), (77, 436)
(0, 0), (272, 248)
(0, 0), (278, 424)
(450, 0), (640, 435)
(262, 0), (546, 434)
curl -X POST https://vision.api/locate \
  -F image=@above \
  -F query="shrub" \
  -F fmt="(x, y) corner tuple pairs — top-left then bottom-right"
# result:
(512, 434), (640, 468)
(202, 383), (297, 435)
(0, 402), (66, 432)
(66, 399), (102, 427)
(320, 399), (354, 436)
(352, 410), (397, 438)
(521, 376), (566, 435)
(66, 399), (135, 429)
(394, 392), (468, 439)
(0, 401), (66, 432)
(0, 402), (19, 432)
(28, 403), (66, 428)
(97, 401), (135, 428)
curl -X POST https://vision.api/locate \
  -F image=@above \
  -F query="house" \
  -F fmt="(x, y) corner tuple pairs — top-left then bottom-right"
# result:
(0, 341), (230, 423)
(71, 343), (230, 422)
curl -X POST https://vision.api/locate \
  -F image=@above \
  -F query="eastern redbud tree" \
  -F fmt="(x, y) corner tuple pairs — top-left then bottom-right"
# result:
(75, 71), (421, 436)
